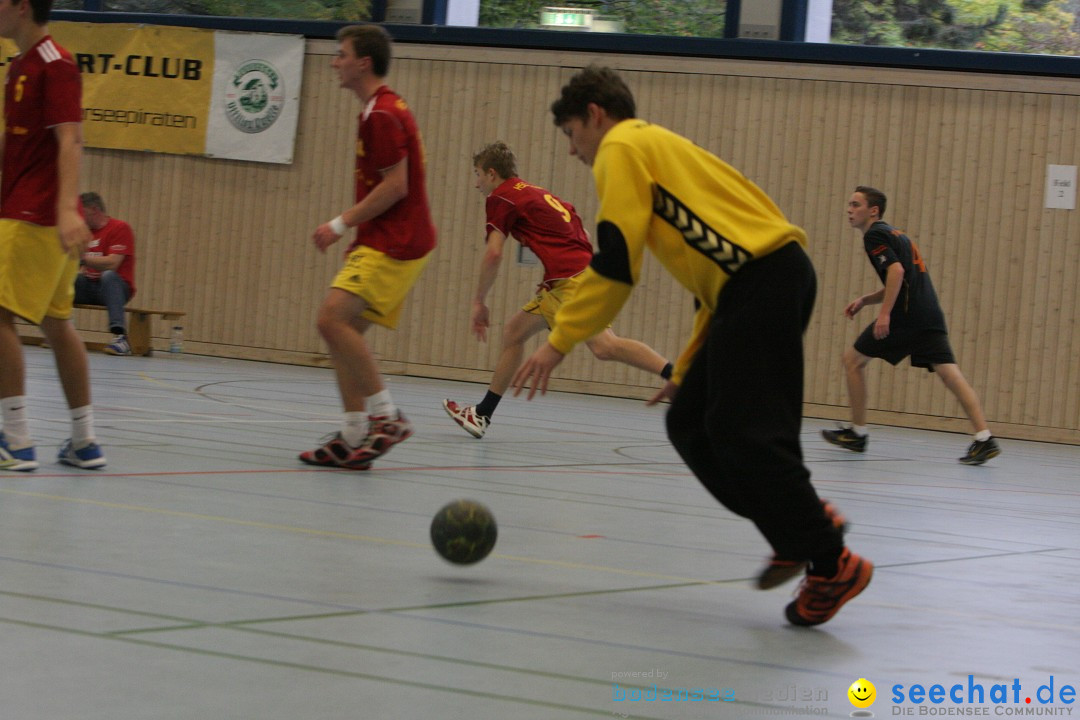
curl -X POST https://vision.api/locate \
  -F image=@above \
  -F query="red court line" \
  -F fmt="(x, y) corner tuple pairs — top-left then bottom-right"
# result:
(11, 465), (1080, 497)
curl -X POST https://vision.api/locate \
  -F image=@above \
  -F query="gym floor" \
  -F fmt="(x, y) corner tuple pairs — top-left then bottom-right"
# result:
(3, 348), (1077, 719)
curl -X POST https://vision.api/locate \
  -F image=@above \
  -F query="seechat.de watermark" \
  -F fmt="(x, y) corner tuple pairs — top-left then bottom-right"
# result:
(610, 668), (735, 704)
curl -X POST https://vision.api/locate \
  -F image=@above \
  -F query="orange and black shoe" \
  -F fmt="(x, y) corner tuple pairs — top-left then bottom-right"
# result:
(757, 500), (848, 590)
(785, 548), (873, 627)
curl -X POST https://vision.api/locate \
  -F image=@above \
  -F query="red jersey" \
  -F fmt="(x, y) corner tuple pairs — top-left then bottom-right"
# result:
(485, 178), (592, 284)
(2, 36), (82, 227)
(350, 86), (436, 260)
(83, 217), (137, 298)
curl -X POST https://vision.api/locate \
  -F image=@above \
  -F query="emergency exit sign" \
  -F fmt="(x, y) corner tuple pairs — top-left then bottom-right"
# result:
(541, 7), (594, 29)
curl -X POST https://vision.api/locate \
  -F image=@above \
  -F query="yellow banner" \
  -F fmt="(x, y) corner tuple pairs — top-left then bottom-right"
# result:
(1, 22), (302, 164)
(50, 22), (215, 155)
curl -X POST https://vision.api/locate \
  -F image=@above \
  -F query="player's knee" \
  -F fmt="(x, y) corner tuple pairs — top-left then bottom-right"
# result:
(315, 305), (347, 341)
(841, 347), (861, 371)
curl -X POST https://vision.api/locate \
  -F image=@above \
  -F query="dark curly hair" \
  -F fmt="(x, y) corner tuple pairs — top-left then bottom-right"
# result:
(551, 65), (636, 126)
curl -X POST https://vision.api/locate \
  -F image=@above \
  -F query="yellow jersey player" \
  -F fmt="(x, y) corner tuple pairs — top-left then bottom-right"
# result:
(513, 66), (872, 627)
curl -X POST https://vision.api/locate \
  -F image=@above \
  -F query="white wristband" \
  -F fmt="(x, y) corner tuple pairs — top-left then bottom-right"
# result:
(329, 215), (348, 236)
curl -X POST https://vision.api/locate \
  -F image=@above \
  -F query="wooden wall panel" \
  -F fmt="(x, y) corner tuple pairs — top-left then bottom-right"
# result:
(77, 41), (1079, 443)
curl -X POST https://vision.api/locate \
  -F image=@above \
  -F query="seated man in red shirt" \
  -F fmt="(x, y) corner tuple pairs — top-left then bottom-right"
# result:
(76, 192), (136, 356)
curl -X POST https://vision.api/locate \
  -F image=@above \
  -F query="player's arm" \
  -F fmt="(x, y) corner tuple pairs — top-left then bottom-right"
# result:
(844, 287), (885, 318)
(81, 253), (123, 271)
(547, 141), (651, 354)
(54, 122), (91, 253)
(470, 229), (507, 342)
(313, 158), (409, 252)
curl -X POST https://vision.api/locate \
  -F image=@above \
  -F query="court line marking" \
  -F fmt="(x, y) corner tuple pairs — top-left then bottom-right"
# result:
(0, 615), (666, 720)
(0, 589), (874, 713)
(0, 488), (708, 583)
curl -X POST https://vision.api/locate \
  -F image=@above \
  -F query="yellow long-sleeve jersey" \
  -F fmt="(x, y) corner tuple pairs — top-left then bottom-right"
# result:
(548, 119), (807, 384)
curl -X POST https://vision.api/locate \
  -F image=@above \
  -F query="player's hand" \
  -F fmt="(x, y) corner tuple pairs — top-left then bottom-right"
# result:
(645, 380), (678, 406)
(57, 208), (91, 255)
(844, 297), (864, 318)
(471, 302), (489, 342)
(312, 223), (342, 253)
(511, 343), (565, 400)
(873, 313), (891, 339)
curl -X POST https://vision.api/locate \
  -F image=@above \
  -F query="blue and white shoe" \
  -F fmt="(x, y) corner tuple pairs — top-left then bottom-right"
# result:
(0, 432), (38, 471)
(103, 335), (132, 356)
(58, 439), (107, 469)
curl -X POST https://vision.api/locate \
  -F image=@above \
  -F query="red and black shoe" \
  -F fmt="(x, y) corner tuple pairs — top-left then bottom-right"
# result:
(299, 433), (372, 470)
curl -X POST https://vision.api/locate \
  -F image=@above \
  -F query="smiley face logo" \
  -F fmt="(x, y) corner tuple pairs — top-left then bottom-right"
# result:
(848, 678), (876, 708)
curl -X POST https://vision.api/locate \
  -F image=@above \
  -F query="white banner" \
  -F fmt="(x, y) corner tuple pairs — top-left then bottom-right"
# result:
(205, 31), (304, 164)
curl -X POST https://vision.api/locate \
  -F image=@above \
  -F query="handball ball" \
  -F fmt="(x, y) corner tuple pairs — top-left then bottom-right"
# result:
(430, 499), (497, 565)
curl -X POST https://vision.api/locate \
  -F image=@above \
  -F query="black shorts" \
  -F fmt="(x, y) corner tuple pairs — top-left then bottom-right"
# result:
(854, 325), (956, 371)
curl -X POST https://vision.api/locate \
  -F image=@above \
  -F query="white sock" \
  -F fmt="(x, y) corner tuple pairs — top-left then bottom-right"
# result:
(71, 405), (96, 447)
(1, 395), (31, 448)
(974, 429), (991, 442)
(852, 425), (868, 437)
(342, 411), (368, 447)
(366, 389), (396, 419)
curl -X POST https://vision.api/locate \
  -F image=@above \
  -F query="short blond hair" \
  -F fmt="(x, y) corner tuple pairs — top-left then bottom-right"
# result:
(472, 142), (517, 180)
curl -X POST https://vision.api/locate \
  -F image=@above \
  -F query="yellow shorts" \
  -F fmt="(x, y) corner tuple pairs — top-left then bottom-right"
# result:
(521, 274), (605, 330)
(331, 245), (430, 329)
(0, 219), (78, 324)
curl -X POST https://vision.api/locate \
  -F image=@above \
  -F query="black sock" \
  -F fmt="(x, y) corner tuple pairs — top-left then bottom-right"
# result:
(475, 391), (501, 419)
(110, 327), (125, 336)
(808, 552), (840, 578)
(660, 362), (673, 380)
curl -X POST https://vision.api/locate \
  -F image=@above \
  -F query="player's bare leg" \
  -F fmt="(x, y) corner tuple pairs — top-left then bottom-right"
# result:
(39, 316), (91, 409)
(823, 347), (872, 452)
(841, 346), (872, 428)
(585, 328), (668, 375)
(489, 310), (548, 396)
(932, 362), (989, 433)
(316, 288), (382, 412)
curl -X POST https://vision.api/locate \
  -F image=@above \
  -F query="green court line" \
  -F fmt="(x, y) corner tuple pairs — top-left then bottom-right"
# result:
(0, 589), (203, 624)
(0, 487), (711, 583)
(0, 614), (666, 720)
(110, 579), (730, 636)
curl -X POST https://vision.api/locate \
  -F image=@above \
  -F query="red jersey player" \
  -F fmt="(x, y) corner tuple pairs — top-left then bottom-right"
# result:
(300, 24), (436, 470)
(442, 141), (671, 439)
(0, 0), (106, 471)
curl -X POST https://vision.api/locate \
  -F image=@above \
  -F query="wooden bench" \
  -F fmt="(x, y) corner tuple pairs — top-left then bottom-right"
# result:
(73, 304), (186, 356)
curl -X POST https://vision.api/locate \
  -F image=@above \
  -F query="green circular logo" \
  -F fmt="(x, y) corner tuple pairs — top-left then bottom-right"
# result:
(225, 59), (284, 134)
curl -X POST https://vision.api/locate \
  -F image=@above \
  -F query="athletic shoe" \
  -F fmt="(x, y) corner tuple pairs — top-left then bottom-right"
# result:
(757, 500), (848, 590)
(442, 399), (489, 439)
(785, 548), (873, 627)
(821, 427), (868, 453)
(299, 432), (371, 470)
(959, 437), (1001, 466)
(354, 411), (414, 462)
(58, 439), (107, 469)
(104, 335), (132, 356)
(0, 432), (38, 472)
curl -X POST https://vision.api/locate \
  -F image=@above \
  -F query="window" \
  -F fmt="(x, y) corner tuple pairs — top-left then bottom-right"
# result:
(480, 0), (727, 38)
(830, 0), (1080, 56)
(60, 0), (372, 20)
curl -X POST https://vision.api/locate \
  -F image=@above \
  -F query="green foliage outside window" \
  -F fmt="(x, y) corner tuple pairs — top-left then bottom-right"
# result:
(54, 0), (1079, 56)
(832, 0), (1080, 55)
(480, 0), (726, 37)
